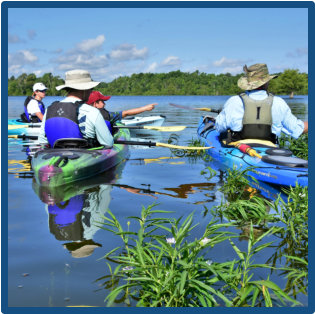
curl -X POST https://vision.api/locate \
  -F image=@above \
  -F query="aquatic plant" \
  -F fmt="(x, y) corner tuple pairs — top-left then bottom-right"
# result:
(98, 205), (299, 307)
(265, 185), (308, 297)
(278, 133), (308, 160)
(218, 166), (261, 201)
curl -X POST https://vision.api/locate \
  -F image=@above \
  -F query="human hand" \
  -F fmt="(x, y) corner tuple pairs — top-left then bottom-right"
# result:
(143, 103), (157, 112)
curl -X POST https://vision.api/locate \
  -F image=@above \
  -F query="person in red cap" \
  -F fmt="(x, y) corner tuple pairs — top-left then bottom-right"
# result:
(87, 91), (157, 132)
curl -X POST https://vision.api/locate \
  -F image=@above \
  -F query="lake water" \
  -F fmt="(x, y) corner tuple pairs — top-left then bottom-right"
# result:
(6, 95), (308, 307)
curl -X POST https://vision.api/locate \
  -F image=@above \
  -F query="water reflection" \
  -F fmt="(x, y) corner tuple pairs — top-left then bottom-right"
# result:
(32, 163), (126, 258)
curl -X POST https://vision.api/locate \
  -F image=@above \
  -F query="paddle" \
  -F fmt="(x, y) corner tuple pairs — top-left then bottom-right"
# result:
(169, 103), (221, 114)
(8, 135), (213, 150)
(8, 124), (186, 132)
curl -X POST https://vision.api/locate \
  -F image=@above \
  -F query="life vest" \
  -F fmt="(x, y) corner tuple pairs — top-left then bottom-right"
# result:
(44, 101), (84, 147)
(48, 194), (86, 241)
(22, 96), (46, 123)
(232, 92), (276, 143)
(99, 108), (113, 134)
(48, 194), (85, 227)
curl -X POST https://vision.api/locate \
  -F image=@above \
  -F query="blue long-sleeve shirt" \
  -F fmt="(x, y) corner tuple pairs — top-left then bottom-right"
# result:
(215, 90), (305, 139)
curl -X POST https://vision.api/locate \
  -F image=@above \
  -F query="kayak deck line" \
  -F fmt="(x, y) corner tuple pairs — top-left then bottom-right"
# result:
(197, 116), (308, 187)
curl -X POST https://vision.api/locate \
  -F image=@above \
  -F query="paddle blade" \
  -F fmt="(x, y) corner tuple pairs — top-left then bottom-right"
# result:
(192, 107), (212, 112)
(143, 125), (186, 132)
(8, 125), (29, 130)
(8, 124), (41, 130)
(156, 142), (213, 150)
(169, 103), (221, 113)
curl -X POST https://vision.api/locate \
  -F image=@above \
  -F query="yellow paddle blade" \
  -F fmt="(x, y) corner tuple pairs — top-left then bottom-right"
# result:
(8, 135), (20, 138)
(143, 125), (186, 132)
(193, 107), (212, 112)
(156, 142), (213, 150)
(8, 125), (30, 130)
(9, 124), (41, 130)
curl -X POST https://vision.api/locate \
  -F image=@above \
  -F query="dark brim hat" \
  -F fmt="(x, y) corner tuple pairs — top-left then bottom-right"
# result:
(237, 63), (278, 90)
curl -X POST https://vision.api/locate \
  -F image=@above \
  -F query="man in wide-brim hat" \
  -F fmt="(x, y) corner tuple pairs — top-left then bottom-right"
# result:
(215, 63), (308, 143)
(38, 69), (113, 148)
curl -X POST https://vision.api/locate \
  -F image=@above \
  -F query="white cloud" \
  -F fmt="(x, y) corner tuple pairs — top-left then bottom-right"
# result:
(213, 57), (252, 74)
(21, 50), (38, 62)
(55, 53), (108, 71)
(144, 62), (158, 73)
(8, 50), (38, 65)
(110, 43), (149, 61)
(213, 56), (240, 68)
(221, 66), (243, 75)
(76, 35), (105, 53)
(161, 56), (181, 67)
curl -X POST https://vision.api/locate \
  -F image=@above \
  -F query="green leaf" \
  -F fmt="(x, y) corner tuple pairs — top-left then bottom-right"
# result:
(179, 271), (187, 294)
(229, 239), (245, 261)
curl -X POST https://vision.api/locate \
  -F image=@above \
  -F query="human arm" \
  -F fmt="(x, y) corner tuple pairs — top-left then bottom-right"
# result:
(27, 99), (44, 121)
(303, 121), (308, 134)
(215, 96), (243, 133)
(94, 112), (114, 147)
(274, 97), (305, 139)
(35, 112), (44, 121)
(122, 103), (157, 118)
(38, 111), (49, 145)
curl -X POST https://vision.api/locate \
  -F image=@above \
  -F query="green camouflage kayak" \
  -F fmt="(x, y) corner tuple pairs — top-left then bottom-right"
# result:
(31, 128), (130, 187)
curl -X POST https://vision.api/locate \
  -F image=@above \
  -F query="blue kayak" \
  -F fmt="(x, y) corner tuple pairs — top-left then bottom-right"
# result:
(197, 117), (308, 187)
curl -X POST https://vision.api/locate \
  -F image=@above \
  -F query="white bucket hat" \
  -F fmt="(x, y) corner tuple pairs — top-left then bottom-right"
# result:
(56, 69), (100, 91)
(33, 82), (47, 92)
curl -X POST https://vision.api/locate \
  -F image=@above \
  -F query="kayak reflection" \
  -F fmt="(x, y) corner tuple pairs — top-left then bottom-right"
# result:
(32, 162), (126, 258)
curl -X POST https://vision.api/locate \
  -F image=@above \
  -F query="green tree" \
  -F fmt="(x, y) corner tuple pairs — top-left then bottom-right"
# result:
(276, 69), (306, 98)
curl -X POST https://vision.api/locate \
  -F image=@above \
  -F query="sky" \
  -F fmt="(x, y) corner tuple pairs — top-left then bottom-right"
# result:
(7, 6), (308, 82)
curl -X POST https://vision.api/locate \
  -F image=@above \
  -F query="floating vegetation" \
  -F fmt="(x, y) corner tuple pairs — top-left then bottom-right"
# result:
(98, 203), (302, 307)
(168, 136), (212, 162)
(278, 133), (308, 159)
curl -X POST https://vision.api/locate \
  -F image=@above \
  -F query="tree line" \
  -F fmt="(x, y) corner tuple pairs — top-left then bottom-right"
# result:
(8, 69), (308, 97)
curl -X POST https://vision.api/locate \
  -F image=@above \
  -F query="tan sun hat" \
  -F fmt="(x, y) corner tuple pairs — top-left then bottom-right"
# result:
(63, 240), (102, 258)
(70, 244), (100, 258)
(237, 63), (278, 91)
(56, 69), (100, 91)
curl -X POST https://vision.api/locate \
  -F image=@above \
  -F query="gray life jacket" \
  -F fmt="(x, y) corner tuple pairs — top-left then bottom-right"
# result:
(231, 92), (277, 143)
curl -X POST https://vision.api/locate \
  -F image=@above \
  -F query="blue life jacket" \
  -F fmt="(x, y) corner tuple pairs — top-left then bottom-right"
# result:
(44, 101), (84, 147)
(23, 96), (46, 123)
(48, 194), (85, 227)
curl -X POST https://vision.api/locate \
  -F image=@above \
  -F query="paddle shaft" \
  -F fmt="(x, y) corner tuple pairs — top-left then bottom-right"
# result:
(8, 124), (185, 132)
(9, 135), (211, 150)
(115, 140), (156, 147)
(169, 103), (221, 114)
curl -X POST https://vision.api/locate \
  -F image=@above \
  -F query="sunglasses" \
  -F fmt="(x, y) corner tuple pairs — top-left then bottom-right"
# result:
(38, 90), (47, 93)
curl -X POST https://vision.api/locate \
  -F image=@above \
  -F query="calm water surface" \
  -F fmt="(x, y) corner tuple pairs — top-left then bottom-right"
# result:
(7, 95), (308, 307)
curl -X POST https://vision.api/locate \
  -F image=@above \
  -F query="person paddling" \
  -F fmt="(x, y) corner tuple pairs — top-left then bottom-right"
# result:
(215, 63), (308, 143)
(21, 82), (47, 122)
(87, 91), (157, 132)
(38, 70), (113, 148)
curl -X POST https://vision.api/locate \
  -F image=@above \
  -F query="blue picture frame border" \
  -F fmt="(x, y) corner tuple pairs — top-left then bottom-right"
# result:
(2, 1), (313, 313)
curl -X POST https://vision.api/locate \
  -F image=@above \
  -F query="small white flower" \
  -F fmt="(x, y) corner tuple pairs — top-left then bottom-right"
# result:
(123, 266), (134, 272)
(299, 193), (306, 198)
(200, 238), (211, 246)
(166, 237), (176, 244)
(206, 260), (213, 266)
